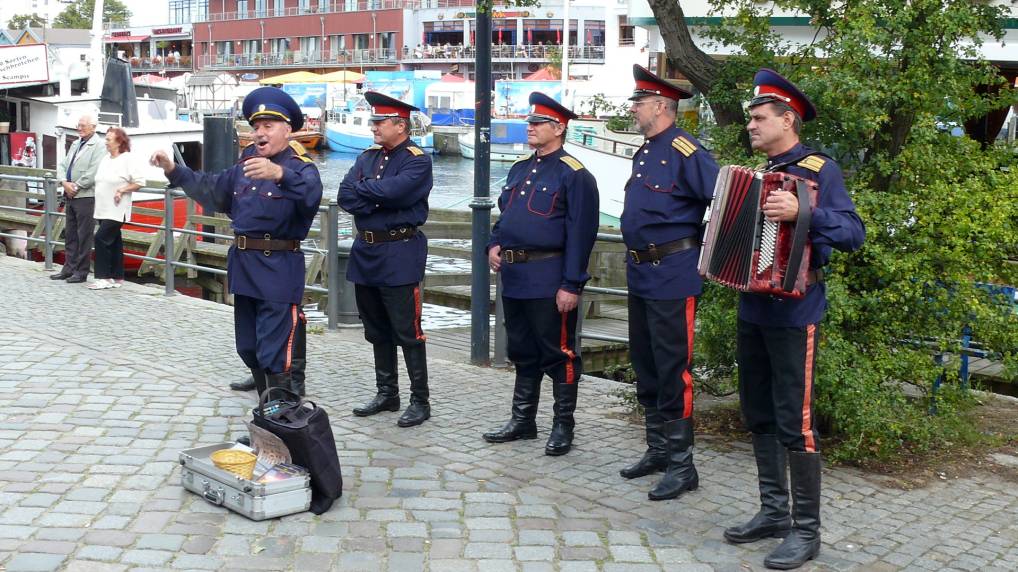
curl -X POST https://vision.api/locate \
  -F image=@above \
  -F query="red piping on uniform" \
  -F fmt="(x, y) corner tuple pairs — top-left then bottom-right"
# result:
(413, 286), (427, 341)
(802, 324), (817, 453)
(560, 312), (577, 384)
(681, 296), (696, 419)
(284, 304), (298, 372)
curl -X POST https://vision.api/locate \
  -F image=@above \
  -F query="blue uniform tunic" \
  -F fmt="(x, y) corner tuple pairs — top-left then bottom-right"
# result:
(738, 143), (865, 327)
(167, 144), (323, 305)
(338, 138), (431, 287)
(489, 148), (600, 298)
(620, 125), (719, 299)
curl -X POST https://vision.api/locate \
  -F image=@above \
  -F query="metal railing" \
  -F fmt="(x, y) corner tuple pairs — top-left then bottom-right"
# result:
(198, 49), (398, 70)
(0, 173), (359, 331)
(402, 44), (606, 62)
(128, 56), (193, 71)
(202, 0), (476, 22)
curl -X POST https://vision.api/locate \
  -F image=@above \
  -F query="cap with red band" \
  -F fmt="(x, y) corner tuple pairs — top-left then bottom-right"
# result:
(629, 64), (693, 102)
(749, 68), (817, 122)
(365, 91), (420, 121)
(526, 92), (577, 125)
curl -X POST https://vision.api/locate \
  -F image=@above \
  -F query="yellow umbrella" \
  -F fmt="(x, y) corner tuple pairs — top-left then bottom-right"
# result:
(320, 70), (366, 83)
(259, 71), (325, 84)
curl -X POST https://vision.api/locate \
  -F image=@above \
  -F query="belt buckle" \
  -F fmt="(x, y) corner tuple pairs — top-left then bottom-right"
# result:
(263, 233), (272, 256)
(504, 249), (515, 264)
(363, 230), (375, 244)
(628, 249), (640, 265)
(236, 236), (247, 250)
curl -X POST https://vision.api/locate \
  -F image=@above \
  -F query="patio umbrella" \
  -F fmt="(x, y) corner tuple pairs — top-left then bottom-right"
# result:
(320, 70), (366, 83)
(259, 71), (325, 84)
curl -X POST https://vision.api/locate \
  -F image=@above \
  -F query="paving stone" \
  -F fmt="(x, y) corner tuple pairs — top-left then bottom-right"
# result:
(3, 553), (67, 572)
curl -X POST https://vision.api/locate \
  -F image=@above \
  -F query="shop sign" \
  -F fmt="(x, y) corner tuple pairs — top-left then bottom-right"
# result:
(0, 44), (49, 85)
(153, 27), (184, 35)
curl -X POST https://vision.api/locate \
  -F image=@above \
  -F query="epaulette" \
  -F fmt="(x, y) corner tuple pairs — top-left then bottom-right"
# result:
(797, 155), (826, 173)
(407, 146), (425, 156)
(512, 153), (531, 165)
(560, 155), (584, 171)
(367, 144), (383, 151)
(288, 141), (314, 162)
(671, 136), (697, 157)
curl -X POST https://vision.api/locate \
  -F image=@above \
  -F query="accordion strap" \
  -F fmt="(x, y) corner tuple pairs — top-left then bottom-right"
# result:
(765, 151), (826, 173)
(782, 178), (813, 293)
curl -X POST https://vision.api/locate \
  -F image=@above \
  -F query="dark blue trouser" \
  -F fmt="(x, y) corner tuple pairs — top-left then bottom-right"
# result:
(628, 295), (697, 422)
(234, 294), (301, 375)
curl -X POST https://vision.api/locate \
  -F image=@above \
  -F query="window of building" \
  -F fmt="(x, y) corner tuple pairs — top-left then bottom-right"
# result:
(584, 21), (605, 46)
(618, 15), (635, 46)
(353, 33), (370, 50)
(274, 0), (285, 16)
(423, 21), (464, 46)
(269, 38), (288, 55)
(298, 0), (311, 12)
(237, 0), (248, 18)
(329, 34), (346, 54)
(197, 0), (208, 21)
(521, 19), (576, 45)
(217, 40), (233, 55)
(169, 0), (190, 24)
(254, 0), (266, 17)
(300, 37), (319, 57)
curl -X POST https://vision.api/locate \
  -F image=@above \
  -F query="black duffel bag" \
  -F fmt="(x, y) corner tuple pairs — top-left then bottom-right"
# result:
(252, 388), (342, 514)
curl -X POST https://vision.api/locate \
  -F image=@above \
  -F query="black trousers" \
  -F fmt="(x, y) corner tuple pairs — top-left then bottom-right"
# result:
(234, 294), (303, 375)
(355, 283), (426, 348)
(93, 219), (124, 280)
(64, 196), (95, 277)
(503, 297), (581, 383)
(737, 319), (820, 452)
(628, 295), (696, 422)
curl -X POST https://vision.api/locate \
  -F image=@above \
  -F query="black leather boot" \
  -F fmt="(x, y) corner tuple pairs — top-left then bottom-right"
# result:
(398, 344), (431, 427)
(290, 311), (307, 397)
(648, 418), (699, 501)
(264, 371), (293, 397)
(290, 357), (307, 397)
(725, 434), (792, 543)
(353, 344), (400, 416)
(249, 369), (268, 397)
(545, 382), (577, 456)
(483, 375), (540, 442)
(764, 451), (822, 570)
(620, 406), (668, 478)
(230, 375), (257, 392)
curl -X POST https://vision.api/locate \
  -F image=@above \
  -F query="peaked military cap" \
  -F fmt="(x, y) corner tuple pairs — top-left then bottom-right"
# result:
(364, 91), (420, 121)
(749, 68), (817, 122)
(630, 64), (693, 101)
(243, 86), (304, 131)
(526, 92), (577, 125)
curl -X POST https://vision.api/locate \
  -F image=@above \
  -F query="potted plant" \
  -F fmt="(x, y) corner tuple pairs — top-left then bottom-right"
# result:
(0, 106), (10, 133)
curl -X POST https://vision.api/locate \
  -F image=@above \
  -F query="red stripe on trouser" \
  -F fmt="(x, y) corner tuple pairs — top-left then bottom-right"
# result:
(681, 296), (696, 419)
(560, 312), (576, 384)
(801, 324), (817, 452)
(284, 304), (298, 372)
(413, 286), (427, 341)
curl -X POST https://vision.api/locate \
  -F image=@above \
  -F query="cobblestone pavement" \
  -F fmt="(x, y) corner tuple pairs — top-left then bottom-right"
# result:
(1, 255), (1017, 572)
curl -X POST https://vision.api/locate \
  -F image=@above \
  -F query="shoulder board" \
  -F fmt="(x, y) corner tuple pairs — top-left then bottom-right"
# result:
(797, 155), (826, 173)
(671, 136), (697, 157)
(407, 146), (425, 156)
(288, 140), (309, 156)
(367, 144), (383, 151)
(295, 154), (313, 163)
(560, 155), (584, 171)
(512, 153), (531, 165)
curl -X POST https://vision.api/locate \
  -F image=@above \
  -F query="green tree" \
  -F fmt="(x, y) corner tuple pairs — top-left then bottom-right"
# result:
(53, 0), (131, 29)
(7, 13), (47, 30)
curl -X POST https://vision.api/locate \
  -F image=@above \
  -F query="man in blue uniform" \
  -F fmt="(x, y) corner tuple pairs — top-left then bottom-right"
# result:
(339, 92), (433, 428)
(618, 65), (719, 501)
(150, 87), (323, 397)
(481, 92), (599, 456)
(722, 69), (864, 570)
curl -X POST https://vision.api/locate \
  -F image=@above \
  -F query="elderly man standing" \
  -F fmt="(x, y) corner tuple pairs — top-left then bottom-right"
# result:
(150, 87), (323, 396)
(52, 113), (107, 283)
(618, 65), (719, 501)
(339, 92), (433, 428)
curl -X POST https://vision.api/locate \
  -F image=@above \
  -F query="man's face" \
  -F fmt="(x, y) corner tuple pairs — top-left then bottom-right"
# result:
(370, 117), (406, 148)
(250, 118), (292, 157)
(629, 96), (663, 136)
(746, 103), (790, 153)
(526, 120), (563, 148)
(77, 117), (96, 140)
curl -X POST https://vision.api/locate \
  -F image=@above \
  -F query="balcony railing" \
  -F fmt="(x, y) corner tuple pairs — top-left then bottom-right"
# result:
(197, 49), (398, 70)
(401, 44), (606, 62)
(203, 0), (474, 22)
(129, 56), (193, 71)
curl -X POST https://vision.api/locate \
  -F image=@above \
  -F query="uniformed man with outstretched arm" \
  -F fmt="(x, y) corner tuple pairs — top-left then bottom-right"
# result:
(481, 92), (600, 456)
(150, 87), (323, 397)
(618, 65), (719, 501)
(339, 92), (433, 428)
(723, 69), (864, 571)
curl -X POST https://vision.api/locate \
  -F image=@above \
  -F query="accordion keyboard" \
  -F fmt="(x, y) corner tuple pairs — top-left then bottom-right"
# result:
(758, 220), (778, 271)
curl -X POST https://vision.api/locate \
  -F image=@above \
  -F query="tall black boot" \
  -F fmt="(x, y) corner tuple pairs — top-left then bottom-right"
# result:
(764, 452), (822, 570)
(290, 311), (307, 397)
(290, 357), (307, 397)
(398, 344), (431, 427)
(483, 375), (540, 442)
(724, 434), (792, 543)
(249, 369), (268, 397)
(619, 406), (668, 478)
(648, 418), (699, 501)
(264, 371), (293, 400)
(353, 344), (400, 416)
(545, 382), (577, 456)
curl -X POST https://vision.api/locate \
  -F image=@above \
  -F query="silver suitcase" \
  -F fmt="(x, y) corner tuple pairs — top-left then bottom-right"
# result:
(179, 443), (311, 520)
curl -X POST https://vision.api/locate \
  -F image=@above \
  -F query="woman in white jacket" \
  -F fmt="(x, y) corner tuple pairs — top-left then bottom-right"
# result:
(89, 127), (146, 290)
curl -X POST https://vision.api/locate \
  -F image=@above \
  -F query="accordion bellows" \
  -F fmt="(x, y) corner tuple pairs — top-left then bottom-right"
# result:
(698, 165), (817, 298)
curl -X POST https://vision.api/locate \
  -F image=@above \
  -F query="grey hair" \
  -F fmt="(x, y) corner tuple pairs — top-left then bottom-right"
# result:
(392, 117), (410, 132)
(770, 101), (802, 134)
(79, 111), (98, 126)
(660, 97), (678, 114)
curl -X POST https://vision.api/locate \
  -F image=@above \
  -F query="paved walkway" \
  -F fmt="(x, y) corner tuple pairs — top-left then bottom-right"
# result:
(1, 255), (1017, 572)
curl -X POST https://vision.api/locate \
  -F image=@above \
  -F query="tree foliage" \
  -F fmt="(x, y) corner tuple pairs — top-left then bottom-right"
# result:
(7, 13), (47, 30)
(53, 0), (131, 29)
(682, 0), (1018, 462)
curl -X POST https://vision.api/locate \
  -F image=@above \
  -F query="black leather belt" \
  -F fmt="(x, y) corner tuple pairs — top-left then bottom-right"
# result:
(234, 234), (300, 254)
(501, 248), (563, 264)
(628, 236), (699, 265)
(359, 226), (417, 244)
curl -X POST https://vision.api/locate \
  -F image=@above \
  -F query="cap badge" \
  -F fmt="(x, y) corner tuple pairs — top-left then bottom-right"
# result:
(258, 104), (266, 112)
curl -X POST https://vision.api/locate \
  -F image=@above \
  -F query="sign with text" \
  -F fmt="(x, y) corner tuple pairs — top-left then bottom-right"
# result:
(0, 44), (49, 85)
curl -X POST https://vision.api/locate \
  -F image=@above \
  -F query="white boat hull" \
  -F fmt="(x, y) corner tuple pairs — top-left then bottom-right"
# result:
(458, 132), (529, 162)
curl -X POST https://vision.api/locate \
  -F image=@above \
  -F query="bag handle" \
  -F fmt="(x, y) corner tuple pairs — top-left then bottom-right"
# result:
(257, 386), (304, 411)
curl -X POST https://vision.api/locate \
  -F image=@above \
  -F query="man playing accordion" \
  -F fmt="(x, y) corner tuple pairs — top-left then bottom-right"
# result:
(722, 69), (865, 570)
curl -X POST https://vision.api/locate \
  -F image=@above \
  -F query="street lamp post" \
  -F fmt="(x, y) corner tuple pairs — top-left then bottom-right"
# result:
(470, 7), (493, 365)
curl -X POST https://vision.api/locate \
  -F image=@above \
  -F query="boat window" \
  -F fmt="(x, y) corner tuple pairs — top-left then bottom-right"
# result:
(353, 117), (362, 126)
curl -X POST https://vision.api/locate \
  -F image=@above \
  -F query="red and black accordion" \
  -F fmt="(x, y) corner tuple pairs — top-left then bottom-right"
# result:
(697, 165), (818, 298)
